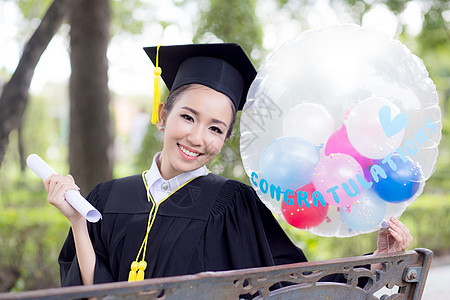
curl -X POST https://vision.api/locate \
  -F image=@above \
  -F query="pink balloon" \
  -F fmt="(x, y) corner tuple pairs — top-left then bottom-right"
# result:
(325, 125), (373, 170)
(312, 153), (364, 208)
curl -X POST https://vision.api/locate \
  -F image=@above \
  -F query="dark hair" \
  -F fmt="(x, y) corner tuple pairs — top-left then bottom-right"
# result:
(164, 84), (236, 139)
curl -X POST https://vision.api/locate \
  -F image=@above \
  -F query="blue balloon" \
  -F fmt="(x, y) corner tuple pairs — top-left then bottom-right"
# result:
(259, 136), (320, 191)
(340, 190), (387, 231)
(372, 154), (421, 203)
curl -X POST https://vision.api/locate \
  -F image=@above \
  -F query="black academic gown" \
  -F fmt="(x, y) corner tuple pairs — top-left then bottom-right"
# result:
(59, 173), (309, 285)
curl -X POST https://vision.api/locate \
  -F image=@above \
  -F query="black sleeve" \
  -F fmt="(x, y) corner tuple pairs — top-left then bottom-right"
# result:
(58, 183), (115, 286)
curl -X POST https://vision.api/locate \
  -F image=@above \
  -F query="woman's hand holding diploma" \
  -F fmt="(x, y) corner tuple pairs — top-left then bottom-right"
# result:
(26, 154), (101, 223)
(44, 174), (83, 223)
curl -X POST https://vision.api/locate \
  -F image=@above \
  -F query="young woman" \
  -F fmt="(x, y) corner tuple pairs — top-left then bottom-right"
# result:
(44, 43), (412, 287)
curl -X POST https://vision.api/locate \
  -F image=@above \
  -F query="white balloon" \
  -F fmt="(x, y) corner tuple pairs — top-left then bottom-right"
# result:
(282, 103), (334, 147)
(345, 97), (405, 159)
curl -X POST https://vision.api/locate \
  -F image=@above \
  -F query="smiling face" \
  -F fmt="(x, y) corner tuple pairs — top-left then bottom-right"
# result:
(157, 84), (234, 179)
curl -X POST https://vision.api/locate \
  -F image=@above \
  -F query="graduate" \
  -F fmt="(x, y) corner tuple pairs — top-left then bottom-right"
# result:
(44, 43), (413, 287)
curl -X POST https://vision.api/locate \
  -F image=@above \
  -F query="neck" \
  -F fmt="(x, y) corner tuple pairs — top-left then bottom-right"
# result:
(156, 151), (180, 180)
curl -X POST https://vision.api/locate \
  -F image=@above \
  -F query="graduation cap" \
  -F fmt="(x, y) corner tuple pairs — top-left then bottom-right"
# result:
(144, 43), (257, 124)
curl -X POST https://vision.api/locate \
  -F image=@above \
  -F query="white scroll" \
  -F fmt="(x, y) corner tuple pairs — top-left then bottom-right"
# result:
(26, 154), (102, 223)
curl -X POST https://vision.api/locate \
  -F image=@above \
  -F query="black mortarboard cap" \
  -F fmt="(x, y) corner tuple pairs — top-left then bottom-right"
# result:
(143, 43), (256, 111)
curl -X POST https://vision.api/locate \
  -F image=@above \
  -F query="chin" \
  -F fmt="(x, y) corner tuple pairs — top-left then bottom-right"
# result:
(174, 160), (203, 173)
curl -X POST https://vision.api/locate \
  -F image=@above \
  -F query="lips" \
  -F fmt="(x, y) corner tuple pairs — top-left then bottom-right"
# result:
(177, 144), (203, 160)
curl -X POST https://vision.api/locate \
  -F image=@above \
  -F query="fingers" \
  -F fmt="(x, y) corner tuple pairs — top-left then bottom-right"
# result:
(389, 217), (412, 243)
(50, 181), (70, 205)
(45, 174), (62, 195)
(45, 174), (79, 206)
(43, 174), (57, 193)
(388, 217), (413, 252)
(44, 174), (78, 192)
(67, 174), (75, 183)
(390, 217), (409, 234)
(378, 227), (390, 235)
(66, 174), (80, 189)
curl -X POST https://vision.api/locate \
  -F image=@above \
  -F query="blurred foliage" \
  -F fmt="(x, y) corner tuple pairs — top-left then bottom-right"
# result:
(134, 121), (164, 172)
(194, 0), (264, 66)
(0, 206), (69, 291)
(110, 0), (146, 35)
(133, 88), (168, 172)
(15, 0), (53, 20)
(416, 0), (449, 50)
(16, 0), (150, 37)
(0, 92), (70, 292)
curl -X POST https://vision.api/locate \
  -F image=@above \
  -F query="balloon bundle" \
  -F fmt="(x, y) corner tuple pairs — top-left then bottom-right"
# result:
(240, 24), (441, 237)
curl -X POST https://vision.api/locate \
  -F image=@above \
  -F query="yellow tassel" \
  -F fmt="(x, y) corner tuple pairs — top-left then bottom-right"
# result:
(136, 269), (145, 281)
(152, 67), (161, 124)
(151, 45), (162, 125)
(128, 261), (138, 282)
(128, 270), (136, 282)
(136, 260), (147, 281)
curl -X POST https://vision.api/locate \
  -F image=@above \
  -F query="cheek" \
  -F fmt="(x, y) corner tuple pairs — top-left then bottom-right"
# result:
(165, 117), (188, 137)
(205, 136), (225, 155)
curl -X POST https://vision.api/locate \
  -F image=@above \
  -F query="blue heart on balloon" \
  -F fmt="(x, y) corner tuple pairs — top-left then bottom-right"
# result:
(379, 105), (409, 138)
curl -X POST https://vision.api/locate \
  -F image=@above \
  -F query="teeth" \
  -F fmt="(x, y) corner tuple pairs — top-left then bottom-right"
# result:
(180, 145), (200, 157)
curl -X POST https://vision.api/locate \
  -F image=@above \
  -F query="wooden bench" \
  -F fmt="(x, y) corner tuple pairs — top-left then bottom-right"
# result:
(0, 248), (432, 299)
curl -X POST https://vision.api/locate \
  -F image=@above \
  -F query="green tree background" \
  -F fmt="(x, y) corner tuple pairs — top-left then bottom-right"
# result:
(0, 0), (449, 291)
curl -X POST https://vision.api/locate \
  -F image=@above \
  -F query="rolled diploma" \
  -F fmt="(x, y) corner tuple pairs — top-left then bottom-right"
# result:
(26, 154), (102, 223)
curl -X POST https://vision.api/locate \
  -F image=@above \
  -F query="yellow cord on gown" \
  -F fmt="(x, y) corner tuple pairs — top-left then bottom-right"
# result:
(151, 45), (162, 125)
(128, 171), (201, 282)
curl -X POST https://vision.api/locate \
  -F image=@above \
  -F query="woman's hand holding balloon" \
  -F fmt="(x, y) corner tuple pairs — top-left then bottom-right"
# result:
(371, 217), (413, 272)
(375, 217), (413, 254)
(44, 174), (83, 224)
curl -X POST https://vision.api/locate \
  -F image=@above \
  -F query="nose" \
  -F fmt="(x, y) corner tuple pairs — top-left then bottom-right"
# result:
(187, 124), (203, 147)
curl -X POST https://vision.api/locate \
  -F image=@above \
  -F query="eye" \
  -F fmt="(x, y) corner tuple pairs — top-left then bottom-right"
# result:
(181, 114), (194, 122)
(210, 126), (224, 134)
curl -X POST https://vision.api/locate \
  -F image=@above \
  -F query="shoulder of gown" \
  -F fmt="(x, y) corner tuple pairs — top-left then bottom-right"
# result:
(207, 177), (369, 287)
(203, 175), (308, 269)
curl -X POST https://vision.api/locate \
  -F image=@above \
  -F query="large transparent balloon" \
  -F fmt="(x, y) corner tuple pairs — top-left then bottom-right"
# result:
(240, 24), (442, 237)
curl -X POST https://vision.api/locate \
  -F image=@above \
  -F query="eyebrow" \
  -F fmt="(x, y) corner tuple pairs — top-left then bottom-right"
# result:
(181, 106), (228, 128)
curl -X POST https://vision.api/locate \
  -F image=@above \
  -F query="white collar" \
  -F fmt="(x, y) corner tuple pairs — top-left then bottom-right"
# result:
(145, 152), (209, 200)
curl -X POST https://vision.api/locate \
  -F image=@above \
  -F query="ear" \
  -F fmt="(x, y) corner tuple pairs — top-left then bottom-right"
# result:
(157, 102), (166, 129)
